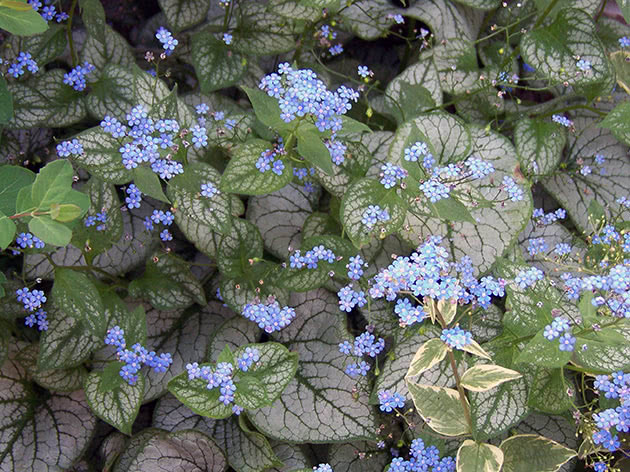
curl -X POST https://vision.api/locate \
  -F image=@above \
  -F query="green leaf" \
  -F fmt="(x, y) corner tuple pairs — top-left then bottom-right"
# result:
(0, 75), (13, 124)
(52, 267), (106, 336)
(217, 218), (263, 279)
(249, 289), (378, 443)
(406, 382), (470, 436)
(520, 8), (613, 98)
(17, 344), (87, 392)
(469, 375), (529, 441)
(50, 203), (82, 222)
(192, 32), (247, 94)
(230, 3), (296, 55)
(610, 50), (630, 95)
(221, 140), (293, 195)
(340, 177), (407, 248)
(242, 86), (291, 134)
(129, 253), (206, 310)
(296, 128), (334, 175)
(338, 116), (372, 136)
(8, 69), (87, 128)
(0, 346), (97, 470)
(430, 196), (476, 224)
(500, 434), (576, 472)
(38, 306), (102, 370)
(72, 126), (133, 184)
(158, 0), (208, 31)
(84, 370), (144, 435)
(99, 361), (126, 393)
(527, 367), (573, 414)
(0, 165), (34, 215)
(0, 211), (16, 250)
(456, 440), (504, 472)
(0, 2), (48, 36)
(167, 162), (232, 235)
(31, 159), (74, 210)
(28, 215), (72, 246)
(598, 101), (630, 146)
(514, 118), (566, 177)
(515, 331), (572, 368)
(460, 364), (522, 392)
(383, 62), (440, 123)
(132, 166), (169, 203)
(405, 338), (449, 378)
(115, 429), (227, 471)
(573, 321), (630, 372)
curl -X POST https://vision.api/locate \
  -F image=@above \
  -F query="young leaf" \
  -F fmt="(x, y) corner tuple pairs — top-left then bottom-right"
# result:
(500, 434), (576, 472)
(460, 364), (523, 392)
(296, 129), (334, 175)
(221, 140), (293, 195)
(28, 215), (72, 246)
(406, 382), (470, 436)
(242, 86), (291, 134)
(514, 118), (566, 177)
(456, 440), (504, 472)
(0, 165), (34, 215)
(0, 2), (48, 36)
(461, 340), (493, 361)
(405, 338), (449, 378)
(84, 370), (144, 435)
(0, 211), (16, 250)
(132, 167), (169, 204)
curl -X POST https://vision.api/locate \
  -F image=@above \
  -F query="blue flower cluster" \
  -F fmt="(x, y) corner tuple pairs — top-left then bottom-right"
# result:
(404, 141), (432, 165)
(620, 36), (630, 48)
(369, 236), (505, 311)
(514, 267), (544, 289)
(380, 163), (408, 189)
(289, 245), (336, 270)
(125, 184), (142, 209)
(502, 176), (524, 202)
(258, 63), (358, 136)
(419, 178), (450, 202)
(394, 298), (427, 327)
(28, 0), (67, 22)
(201, 182), (219, 198)
(552, 114), (573, 127)
(532, 208), (566, 225)
(242, 300), (296, 333)
(63, 62), (95, 91)
(362, 204), (390, 229)
(15, 232), (45, 249)
(387, 438), (455, 472)
(150, 210), (174, 242)
(316, 24), (343, 57)
(16, 287), (48, 331)
(576, 59), (591, 72)
(186, 351), (259, 414)
(346, 255), (365, 280)
(543, 317), (575, 351)
(339, 329), (384, 377)
(326, 139), (347, 165)
(440, 326), (472, 349)
(100, 105), (192, 182)
(377, 389), (406, 412)
(313, 464), (332, 472)
(7, 52), (38, 78)
(223, 33), (233, 45)
(105, 325), (173, 385)
(337, 284), (367, 312)
(592, 225), (621, 246)
(56, 138), (84, 157)
(85, 211), (107, 231)
(156, 27), (178, 55)
(591, 371), (630, 452)
(256, 143), (286, 176)
(527, 237), (548, 256)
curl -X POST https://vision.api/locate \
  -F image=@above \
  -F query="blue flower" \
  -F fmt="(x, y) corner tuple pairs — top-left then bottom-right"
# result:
(377, 390), (405, 412)
(156, 27), (178, 55)
(223, 33), (233, 45)
(440, 326), (472, 349)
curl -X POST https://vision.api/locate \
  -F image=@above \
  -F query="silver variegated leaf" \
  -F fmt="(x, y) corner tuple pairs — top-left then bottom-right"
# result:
(249, 289), (379, 443)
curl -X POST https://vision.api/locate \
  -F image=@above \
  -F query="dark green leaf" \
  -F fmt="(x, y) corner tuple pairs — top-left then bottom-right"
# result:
(296, 128), (334, 175)
(0, 211), (16, 250)
(132, 166), (169, 203)
(0, 2), (48, 36)
(0, 76), (13, 124)
(0, 165), (34, 215)
(242, 86), (291, 134)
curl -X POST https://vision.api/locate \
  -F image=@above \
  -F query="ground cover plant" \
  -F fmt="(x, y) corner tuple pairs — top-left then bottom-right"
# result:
(1, 0), (630, 470)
